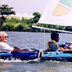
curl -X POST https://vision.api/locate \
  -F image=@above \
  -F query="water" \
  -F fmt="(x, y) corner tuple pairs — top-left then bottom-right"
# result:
(0, 32), (72, 72)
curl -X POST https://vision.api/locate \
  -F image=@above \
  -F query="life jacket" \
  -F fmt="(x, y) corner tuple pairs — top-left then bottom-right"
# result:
(47, 40), (64, 51)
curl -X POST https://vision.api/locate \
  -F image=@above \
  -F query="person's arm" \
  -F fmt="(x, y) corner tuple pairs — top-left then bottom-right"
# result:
(11, 47), (21, 53)
(11, 47), (30, 53)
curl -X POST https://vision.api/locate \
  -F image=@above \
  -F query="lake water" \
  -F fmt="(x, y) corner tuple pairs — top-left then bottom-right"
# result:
(0, 32), (72, 72)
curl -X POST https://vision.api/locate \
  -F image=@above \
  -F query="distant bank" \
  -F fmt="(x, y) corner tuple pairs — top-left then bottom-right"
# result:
(1, 16), (72, 32)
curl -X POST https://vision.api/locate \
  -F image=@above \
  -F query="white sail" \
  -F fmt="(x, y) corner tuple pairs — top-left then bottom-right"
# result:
(38, 0), (72, 26)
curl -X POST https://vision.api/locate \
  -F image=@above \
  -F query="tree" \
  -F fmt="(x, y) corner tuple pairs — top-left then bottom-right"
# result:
(0, 4), (15, 27)
(65, 26), (72, 31)
(4, 24), (14, 31)
(32, 12), (41, 23)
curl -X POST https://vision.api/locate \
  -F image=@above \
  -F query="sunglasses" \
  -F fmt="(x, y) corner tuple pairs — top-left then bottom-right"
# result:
(4, 36), (9, 38)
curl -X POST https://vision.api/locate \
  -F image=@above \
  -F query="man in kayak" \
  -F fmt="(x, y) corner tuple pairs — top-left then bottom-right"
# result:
(0, 31), (30, 53)
(47, 32), (71, 51)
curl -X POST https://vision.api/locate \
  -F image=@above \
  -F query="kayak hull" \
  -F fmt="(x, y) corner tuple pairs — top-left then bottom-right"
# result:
(0, 52), (38, 60)
(0, 51), (72, 62)
(40, 51), (72, 62)
(41, 57), (72, 62)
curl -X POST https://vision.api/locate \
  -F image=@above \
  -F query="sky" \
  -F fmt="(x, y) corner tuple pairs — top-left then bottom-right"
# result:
(1, 0), (49, 17)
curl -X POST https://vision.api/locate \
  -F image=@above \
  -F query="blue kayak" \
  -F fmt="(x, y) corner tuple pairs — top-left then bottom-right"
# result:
(0, 51), (72, 62)
(40, 51), (72, 62)
(0, 52), (38, 60)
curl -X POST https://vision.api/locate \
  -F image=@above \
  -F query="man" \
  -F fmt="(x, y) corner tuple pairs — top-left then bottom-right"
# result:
(47, 32), (70, 51)
(0, 31), (30, 53)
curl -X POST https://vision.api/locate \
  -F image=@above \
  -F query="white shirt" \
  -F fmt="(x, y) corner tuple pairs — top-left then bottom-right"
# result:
(0, 42), (14, 53)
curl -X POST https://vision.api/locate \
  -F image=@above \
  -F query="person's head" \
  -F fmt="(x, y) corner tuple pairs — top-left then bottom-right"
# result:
(0, 31), (8, 43)
(51, 32), (59, 42)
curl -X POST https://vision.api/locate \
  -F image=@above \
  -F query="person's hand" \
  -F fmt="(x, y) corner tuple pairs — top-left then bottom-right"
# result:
(69, 44), (72, 49)
(22, 49), (30, 52)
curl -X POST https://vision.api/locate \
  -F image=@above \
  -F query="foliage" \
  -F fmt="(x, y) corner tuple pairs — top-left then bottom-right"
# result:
(0, 16), (6, 26)
(0, 4), (15, 26)
(65, 26), (72, 31)
(5, 17), (20, 23)
(32, 12), (41, 23)
(1, 26), (5, 31)
(21, 17), (30, 24)
(1, 24), (14, 31)
(14, 24), (24, 31)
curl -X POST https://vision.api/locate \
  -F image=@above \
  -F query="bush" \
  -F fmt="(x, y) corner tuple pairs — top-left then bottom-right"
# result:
(1, 26), (5, 31)
(65, 26), (72, 31)
(14, 24), (24, 31)
(5, 17), (21, 23)
(3, 24), (14, 31)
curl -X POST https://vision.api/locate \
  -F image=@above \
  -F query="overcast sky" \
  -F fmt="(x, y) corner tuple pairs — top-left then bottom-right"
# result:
(1, 0), (49, 16)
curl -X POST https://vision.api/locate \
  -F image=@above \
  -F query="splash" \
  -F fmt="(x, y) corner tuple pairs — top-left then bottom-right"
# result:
(0, 58), (40, 63)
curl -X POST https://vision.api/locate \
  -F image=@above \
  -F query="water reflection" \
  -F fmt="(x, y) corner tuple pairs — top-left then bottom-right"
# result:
(1, 71), (9, 72)
(0, 63), (13, 68)
(0, 63), (13, 72)
(40, 61), (72, 72)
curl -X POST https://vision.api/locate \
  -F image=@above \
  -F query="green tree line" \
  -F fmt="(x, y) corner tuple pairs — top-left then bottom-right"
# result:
(1, 12), (42, 32)
(1, 17), (72, 32)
